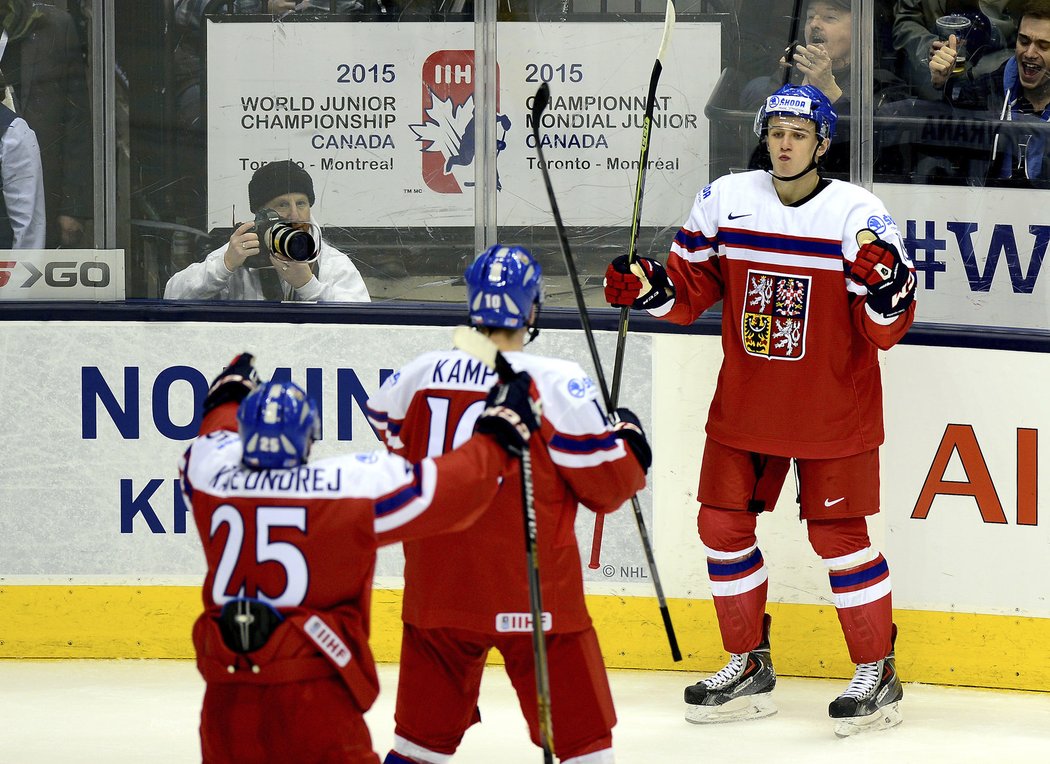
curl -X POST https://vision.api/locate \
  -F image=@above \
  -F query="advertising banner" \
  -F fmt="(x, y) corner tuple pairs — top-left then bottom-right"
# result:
(0, 322), (652, 587)
(0, 250), (125, 300)
(206, 20), (718, 230)
(878, 184), (1050, 331)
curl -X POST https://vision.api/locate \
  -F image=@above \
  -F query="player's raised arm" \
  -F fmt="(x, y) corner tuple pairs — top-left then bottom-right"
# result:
(372, 370), (541, 545)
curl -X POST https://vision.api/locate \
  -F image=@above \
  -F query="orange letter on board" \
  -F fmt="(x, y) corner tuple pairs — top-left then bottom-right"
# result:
(912, 424), (1008, 524)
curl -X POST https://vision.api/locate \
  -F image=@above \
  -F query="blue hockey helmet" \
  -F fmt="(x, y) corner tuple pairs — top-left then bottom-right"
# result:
(753, 84), (838, 142)
(465, 245), (544, 330)
(237, 379), (321, 470)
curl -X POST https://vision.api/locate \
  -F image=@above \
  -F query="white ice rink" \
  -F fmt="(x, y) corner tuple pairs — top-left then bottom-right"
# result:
(1, 660), (1047, 763)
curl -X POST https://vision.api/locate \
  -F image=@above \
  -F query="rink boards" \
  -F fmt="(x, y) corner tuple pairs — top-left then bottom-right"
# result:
(0, 320), (1048, 692)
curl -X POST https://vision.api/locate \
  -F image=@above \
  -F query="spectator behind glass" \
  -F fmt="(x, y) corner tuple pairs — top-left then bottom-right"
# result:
(929, 0), (1050, 184)
(0, 68), (43, 249)
(740, 0), (908, 177)
(164, 160), (371, 302)
(893, 1), (1016, 101)
(0, 1), (91, 248)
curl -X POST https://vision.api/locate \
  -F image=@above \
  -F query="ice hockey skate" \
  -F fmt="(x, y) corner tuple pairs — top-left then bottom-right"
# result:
(684, 614), (776, 724)
(829, 625), (903, 737)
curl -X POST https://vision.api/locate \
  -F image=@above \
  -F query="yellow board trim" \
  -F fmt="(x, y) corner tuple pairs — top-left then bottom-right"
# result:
(2, 586), (1046, 692)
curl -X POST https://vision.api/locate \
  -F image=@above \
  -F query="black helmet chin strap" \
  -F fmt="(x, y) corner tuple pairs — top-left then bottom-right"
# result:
(525, 302), (541, 345)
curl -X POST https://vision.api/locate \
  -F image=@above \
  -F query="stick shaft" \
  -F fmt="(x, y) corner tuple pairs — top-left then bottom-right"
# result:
(601, 0), (675, 567)
(531, 81), (681, 662)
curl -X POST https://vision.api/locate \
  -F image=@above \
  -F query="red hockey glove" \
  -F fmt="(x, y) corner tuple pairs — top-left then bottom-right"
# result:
(203, 352), (260, 414)
(475, 371), (542, 456)
(611, 407), (652, 472)
(849, 239), (915, 319)
(604, 255), (675, 311)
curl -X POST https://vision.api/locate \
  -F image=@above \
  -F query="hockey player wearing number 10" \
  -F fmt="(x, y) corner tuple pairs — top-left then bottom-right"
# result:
(605, 84), (917, 737)
(180, 352), (541, 763)
(366, 245), (652, 763)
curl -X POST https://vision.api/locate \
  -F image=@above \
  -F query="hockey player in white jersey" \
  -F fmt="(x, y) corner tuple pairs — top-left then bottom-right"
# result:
(367, 245), (650, 763)
(605, 84), (915, 737)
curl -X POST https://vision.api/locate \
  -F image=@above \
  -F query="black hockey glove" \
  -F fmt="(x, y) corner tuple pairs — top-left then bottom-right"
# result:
(203, 352), (260, 415)
(604, 255), (675, 312)
(611, 407), (652, 472)
(849, 239), (915, 320)
(475, 371), (542, 457)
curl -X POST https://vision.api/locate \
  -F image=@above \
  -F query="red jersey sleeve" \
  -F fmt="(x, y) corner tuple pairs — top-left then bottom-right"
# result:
(373, 433), (511, 545)
(852, 291), (917, 351)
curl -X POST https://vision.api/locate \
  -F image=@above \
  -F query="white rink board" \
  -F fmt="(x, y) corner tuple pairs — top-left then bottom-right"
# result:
(1, 320), (1048, 620)
(0, 321), (652, 588)
(206, 21), (716, 229)
(878, 183), (1050, 331)
(652, 331), (1050, 619)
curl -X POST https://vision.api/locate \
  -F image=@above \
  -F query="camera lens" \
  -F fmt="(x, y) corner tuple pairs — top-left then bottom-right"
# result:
(282, 230), (315, 262)
(268, 223), (317, 262)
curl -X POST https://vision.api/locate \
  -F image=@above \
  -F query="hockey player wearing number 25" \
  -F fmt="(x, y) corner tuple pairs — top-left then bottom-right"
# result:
(366, 245), (652, 764)
(179, 352), (542, 763)
(605, 84), (917, 737)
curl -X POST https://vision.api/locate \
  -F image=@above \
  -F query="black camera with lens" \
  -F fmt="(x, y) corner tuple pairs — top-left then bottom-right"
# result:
(254, 207), (318, 264)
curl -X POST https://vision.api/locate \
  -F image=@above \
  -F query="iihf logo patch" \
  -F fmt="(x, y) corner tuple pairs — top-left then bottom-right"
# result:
(741, 269), (810, 360)
(409, 50), (511, 194)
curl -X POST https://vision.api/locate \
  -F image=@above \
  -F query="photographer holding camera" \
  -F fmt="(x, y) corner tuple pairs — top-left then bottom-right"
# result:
(164, 160), (371, 302)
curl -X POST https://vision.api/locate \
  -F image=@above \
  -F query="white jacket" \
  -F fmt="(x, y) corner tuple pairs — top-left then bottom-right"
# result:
(163, 238), (370, 302)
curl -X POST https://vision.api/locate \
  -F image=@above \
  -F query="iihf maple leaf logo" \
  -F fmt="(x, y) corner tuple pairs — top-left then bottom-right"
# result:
(409, 89), (510, 193)
(411, 89), (476, 175)
(411, 50), (509, 194)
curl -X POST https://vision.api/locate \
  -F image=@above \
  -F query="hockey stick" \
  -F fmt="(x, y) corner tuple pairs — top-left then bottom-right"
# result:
(601, 0), (676, 571)
(530, 84), (682, 663)
(452, 326), (555, 763)
(782, 0), (804, 85)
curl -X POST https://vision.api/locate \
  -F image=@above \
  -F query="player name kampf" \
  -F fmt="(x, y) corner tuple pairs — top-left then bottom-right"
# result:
(607, 156), (680, 171)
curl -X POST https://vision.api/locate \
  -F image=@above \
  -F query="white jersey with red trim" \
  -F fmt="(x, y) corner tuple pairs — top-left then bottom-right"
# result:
(366, 347), (646, 634)
(654, 170), (916, 459)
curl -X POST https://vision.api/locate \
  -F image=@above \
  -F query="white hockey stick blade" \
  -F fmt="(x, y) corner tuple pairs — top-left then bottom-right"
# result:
(452, 326), (506, 378)
(658, 0), (676, 63)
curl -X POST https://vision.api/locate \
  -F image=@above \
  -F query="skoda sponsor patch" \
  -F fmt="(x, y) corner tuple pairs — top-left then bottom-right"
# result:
(566, 376), (594, 399)
(741, 270), (811, 360)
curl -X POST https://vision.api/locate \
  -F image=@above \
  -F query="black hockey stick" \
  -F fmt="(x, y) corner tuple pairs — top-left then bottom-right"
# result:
(530, 83), (682, 663)
(453, 326), (555, 763)
(602, 0), (676, 570)
(609, 0), (676, 409)
(782, 0), (804, 85)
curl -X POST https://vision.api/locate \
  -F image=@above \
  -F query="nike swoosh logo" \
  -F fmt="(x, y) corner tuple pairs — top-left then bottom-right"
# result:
(824, 497), (845, 507)
(728, 212), (752, 220)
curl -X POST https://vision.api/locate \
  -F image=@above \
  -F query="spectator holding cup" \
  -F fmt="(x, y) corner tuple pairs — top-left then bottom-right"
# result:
(928, 0), (1050, 184)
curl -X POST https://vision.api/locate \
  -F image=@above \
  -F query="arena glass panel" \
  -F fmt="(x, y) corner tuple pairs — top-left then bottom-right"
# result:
(0, 1), (1044, 337)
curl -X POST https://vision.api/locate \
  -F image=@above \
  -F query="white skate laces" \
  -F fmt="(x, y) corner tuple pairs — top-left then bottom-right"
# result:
(702, 653), (747, 689)
(839, 660), (881, 699)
